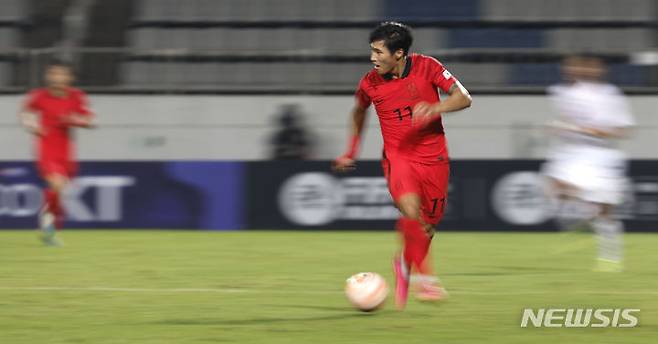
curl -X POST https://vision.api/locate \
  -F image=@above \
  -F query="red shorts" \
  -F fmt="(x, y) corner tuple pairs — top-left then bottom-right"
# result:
(37, 158), (78, 179)
(382, 158), (450, 225)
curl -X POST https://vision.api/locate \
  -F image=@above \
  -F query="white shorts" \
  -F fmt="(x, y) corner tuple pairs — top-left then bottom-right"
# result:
(542, 148), (628, 205)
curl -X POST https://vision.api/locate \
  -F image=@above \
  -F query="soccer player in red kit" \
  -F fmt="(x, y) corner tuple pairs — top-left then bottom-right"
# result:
(333, 22), (472, 309)
(19, 61), (95, 245)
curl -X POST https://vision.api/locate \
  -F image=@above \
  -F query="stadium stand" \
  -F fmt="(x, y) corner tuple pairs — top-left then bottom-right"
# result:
(121, 0), (656, 92)
(0, 0), (26, 88)
(0, 0), (655, 92)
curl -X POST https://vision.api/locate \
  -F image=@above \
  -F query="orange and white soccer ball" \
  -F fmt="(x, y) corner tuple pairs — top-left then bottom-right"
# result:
(345, 272), (389, 311)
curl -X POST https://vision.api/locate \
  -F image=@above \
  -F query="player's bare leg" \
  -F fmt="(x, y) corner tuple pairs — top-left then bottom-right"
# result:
(547, 178), (596, 232)
(546, 178), (602, 257)
(40, 173), (68, 246)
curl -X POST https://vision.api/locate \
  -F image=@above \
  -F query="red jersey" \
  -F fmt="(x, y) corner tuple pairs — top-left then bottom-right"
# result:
(355, 53), (457, 164)
(24, 88), (91, 161)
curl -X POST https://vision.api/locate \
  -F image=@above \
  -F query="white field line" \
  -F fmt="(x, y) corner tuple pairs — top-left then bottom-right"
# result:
(1, 286), (657, 296)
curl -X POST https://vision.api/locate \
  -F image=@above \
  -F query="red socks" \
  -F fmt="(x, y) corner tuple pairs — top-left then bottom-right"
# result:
(397, 217), (432, 274)
(44, 189), (63, 229)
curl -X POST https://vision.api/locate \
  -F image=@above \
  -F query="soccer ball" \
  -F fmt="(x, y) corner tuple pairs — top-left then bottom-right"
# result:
(345, 272), (389, 311)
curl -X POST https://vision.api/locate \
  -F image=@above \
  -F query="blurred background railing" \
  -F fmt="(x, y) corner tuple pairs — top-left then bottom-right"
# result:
(0, 0), (657, 94)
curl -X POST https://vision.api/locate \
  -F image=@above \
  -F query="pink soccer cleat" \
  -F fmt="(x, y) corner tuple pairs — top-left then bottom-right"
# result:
(392, 256), (409, 310)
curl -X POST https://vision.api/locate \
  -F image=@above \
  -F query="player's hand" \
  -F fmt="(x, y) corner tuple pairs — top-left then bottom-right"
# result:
(26, 124), (44, 136)
(21, 118), (44, 136)
(332, 155), (356, 173)
(548, 120), (583, 133)
(412, 102), (438, 127)
(580, 127), (610, 137)
(549, 120), (605, 137)
(61, 114), (94, 128)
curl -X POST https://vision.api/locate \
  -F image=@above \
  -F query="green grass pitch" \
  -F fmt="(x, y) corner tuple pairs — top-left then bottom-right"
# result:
(1, 230), (657, 343)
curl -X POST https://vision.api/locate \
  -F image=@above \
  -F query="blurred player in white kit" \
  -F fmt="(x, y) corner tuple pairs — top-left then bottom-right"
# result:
(543, 55), (635, 272)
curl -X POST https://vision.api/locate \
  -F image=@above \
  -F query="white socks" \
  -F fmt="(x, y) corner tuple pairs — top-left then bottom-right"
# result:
(592, 217), (624, 263)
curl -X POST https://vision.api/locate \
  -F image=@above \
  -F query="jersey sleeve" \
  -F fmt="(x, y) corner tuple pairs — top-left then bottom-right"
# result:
(74, 91), (92, 116)
(426, 56), (457, 93)
(23, 90), (41, 112)
(354, 76), (372, 109)
(547, 84), (570, 119)
(607, 88), (635, 128)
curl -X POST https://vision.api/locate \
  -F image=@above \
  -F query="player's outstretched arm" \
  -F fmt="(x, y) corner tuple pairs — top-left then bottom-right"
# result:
(413, 81), (472, 124)
(581, 126), (630, 139)
(18, 110), (43, 136)
(333, 104), (368, 172)
(548, 120), (631, 139)
(62, 92), (97, 128)
(62, 113), (97, 128)
(18, 92), (44, 136)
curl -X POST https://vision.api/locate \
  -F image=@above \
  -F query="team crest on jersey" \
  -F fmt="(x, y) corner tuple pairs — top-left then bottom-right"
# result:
(405, 81), (420, 101)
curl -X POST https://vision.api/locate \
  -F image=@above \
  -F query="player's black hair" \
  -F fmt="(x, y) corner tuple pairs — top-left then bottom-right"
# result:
(369, 22), (413, 56)
(46, 59), (74, 71)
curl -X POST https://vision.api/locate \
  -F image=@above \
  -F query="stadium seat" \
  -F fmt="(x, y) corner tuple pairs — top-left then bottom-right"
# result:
(0, 0), (26, 20)
(547, 29), (654, 53)
(121, 0), (658, 90)
(0, 28), (19, 50)
(481, 0), (655, 20)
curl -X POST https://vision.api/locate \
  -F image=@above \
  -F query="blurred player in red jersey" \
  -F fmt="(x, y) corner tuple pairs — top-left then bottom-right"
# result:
(333, 22), (471, 309)
(19, 60), (96, 245)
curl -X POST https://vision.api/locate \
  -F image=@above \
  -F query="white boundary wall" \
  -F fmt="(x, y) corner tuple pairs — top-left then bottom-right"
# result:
(1, 95), (656, 160)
